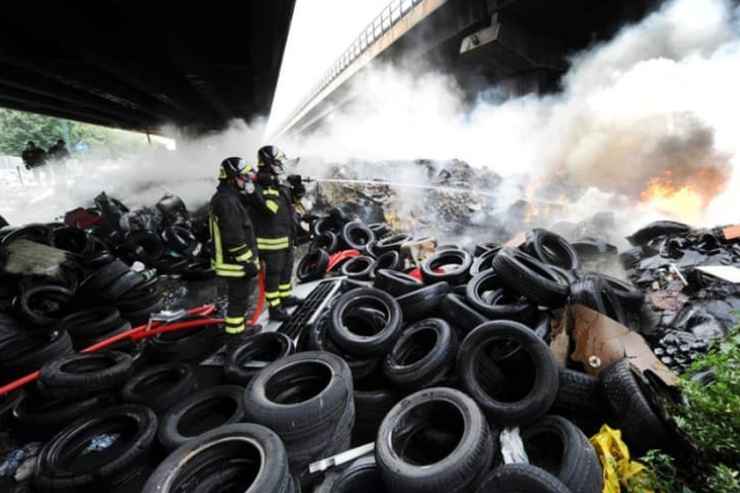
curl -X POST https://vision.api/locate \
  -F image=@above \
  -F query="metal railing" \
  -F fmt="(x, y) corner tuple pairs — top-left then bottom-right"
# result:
(278, 0), (425, 135)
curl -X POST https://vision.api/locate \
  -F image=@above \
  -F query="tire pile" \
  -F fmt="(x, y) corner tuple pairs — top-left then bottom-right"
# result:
(1, 218), (675, 492)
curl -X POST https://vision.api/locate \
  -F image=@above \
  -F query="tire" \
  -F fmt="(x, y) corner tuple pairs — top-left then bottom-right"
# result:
(396, 282), (450, 322)
(13, 390), (116, 437)
(438, 294), (488, 337)
(100, 270), (147, 301)
(297, 249), (330, 283)
(340, 255), (376, 281)
(1, 330), (74, 380)
(599, 359), (670, 454)
(474, 242), (500, 257)
(383, 318), (458, 391)
(309, 312), (380, 381)
(143, 423), (297, 493)
(0, 223), (53, 246)
(78, 259), (130, 295)
(224, 332), (294, 385)
(162, 226), (200, 257)
(116, 285), (162, 312)
(34, 404), (158, 492)
(158, 385), (247, 451)
(315, 231), (339, 253)
(628, 220), (690, 246)
(329, 288), (403, 357)
(375, 233), (412, 255)
(421, 249), (473, 286)
(373, 269), (422, 297)
(457, 321), (559, 426)
(592, 272), (644, 308)
(551, 368), (605, 417)
(343, 221), (376, 251)
(52, 226), (94, 256)
(19, 284), (74, 328)
(40, 350), (133, 391)
(121, 363), (197, 414)
(570, 276), (628, 326)
(526, 229), (580, 270)
(465, 271), (535, 320)
(372, 251), (402, 276)
(475, 464), (572, 493)
(126, 230), (165, 263)
(353, 372), (399, 445)
(180, 261), (215, 281)
(145, 323), (224, 363)
(60, 307), (122, 339)
(316, 455), (385, 493)
(376, 387), (494, 493)
(121, 300), (164, 326)
(369, 222), (391, 238)
(470, 247), (500, 276)
(492, 247), (569, 307)
(243, 351), (354, 482)
(521, 415), (603, 493)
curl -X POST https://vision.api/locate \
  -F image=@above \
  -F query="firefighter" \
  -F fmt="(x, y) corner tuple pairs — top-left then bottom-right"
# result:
(209, 157), (261, 345)
(250, 145), (305, 321)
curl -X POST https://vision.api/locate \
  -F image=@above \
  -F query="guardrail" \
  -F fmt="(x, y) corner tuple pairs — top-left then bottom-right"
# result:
(277, 0), (425, 136)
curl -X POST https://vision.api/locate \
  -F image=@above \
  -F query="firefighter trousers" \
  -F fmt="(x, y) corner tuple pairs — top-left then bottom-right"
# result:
(261, 247), (294, 309)
(223, 275), (256, 334)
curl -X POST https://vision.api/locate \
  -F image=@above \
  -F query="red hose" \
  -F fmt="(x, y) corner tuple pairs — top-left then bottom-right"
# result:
(249, 269), (266, 325)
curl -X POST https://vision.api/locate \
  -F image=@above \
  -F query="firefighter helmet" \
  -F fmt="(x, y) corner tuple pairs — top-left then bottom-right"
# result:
(219, 157), (253, 181)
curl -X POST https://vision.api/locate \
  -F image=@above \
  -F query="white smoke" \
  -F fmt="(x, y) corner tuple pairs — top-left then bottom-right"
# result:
(280, 0), (740, 230)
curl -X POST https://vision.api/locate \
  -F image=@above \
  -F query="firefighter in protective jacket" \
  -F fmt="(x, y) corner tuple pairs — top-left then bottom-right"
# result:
(250, 145), (305, 321)
(209, 157), (261, 344)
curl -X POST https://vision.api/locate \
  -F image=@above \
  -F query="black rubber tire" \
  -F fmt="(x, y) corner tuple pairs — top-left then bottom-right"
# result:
(19, 284), (74, 328)
(492, 247), (569, 307)
(121, 300), (164, 326)
(476, 464), (573, 493)
(526, 229), (581, 270)
(162, 226), (200, 257)
(78, 259), (130, 294)
(343, 221), (376, 251)
(126, 230), (165, 263)
(438, 294), (488, 337)
(521, 415), (603, 493)
(474, 242), (500, 257)
(12, 390), (116, 437)
(40, 350), (133, 390)
(34, 404), (158, 492)
(145, 323), (224, 363)
(143, 423), (298, 493)
(100, 270), (147, 302)
(470, 247), (500, 276)
(1, 330), (74, 380)
(340, 255), (376, 281)
(315, 455), (386, 493)
(373, 269), (423, 297)
(551, 368), (605, 417)
(383, 318), (458, 391)
(308, 312), (380, 381)
(315, 231), (339, 253)
(570, 276), (628, 326)
(457, 321), (559, 426)
(116, 285), (162, 312)
(592, 272), (645, 308)
(376, 386), (494, 493)
(353, 372), (399, 445)
(180, 261), (215, 281)
(628, 220), (690, 246)
(375, 233), (412, 255)
(372, 251), (402, 276)
(243, 351), (354, 482)
(224, 332), (294, 385)
(599, 359), (670, 454)
(465, 270), (534, 320)
(297, 248), (330, 283)
(369, 222), (391, 238)
(121, 363), (197, 414)
(396, 282), (450, 322)
(329, 288), (403, 357)
(60, 307), (122, 339)
(421, 249), (473, 286)
(52, 226), (94, 256)
(158, 385), (247, 451)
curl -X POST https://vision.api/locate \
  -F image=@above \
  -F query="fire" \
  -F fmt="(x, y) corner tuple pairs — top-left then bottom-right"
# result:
(640, 168), (726, 221)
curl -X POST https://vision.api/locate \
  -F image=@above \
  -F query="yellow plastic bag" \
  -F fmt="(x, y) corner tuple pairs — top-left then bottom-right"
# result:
(590, 425), (653, 493)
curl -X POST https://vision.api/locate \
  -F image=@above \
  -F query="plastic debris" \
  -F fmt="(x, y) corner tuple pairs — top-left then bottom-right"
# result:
(500, 427), (529, 464)
(83, 433), (120, 454)
(590, 425), (651, 493)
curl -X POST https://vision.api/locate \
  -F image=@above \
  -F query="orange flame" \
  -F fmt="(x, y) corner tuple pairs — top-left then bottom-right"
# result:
(640, 168), (726, 221)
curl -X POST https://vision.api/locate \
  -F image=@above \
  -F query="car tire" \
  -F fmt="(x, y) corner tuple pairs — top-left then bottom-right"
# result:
(373, 269), (423, 297)
(438, 294), (488, 337)
(340, 255), (376, 281)
(475, 464), (572, 493)
(145, 323), (225, 363)
(421, 249), (473, 286)
(376, 387), (494, 493)
(224, 332), (294, 385)
(40, 350), (133, 393)
(297, 248), (330, 283)
(343, 221), (376, 251)
(492, 248), (569, 307)
(121, 363), (197, 414)
(525, 229), (580, 270)
(158, 385), (246, 451)
(315, 455), (386, 493)
(395, 282), (450, 322)
(465, 271), (535, 320)
(457, 321), (558, 426)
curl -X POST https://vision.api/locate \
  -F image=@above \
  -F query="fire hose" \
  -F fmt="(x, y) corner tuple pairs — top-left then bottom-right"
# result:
(0, 270), (266, 396)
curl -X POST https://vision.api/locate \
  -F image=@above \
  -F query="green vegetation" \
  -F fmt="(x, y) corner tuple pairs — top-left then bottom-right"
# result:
(0, 108), (149, 157)
(627, 326), (740, 493)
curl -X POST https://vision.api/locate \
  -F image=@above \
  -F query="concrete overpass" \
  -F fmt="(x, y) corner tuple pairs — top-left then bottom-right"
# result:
(273, 0), (658, 139)
(0, 1), (296, 134)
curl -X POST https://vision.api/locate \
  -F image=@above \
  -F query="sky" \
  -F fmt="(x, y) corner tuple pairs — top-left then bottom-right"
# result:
(266, 0), (391, 137)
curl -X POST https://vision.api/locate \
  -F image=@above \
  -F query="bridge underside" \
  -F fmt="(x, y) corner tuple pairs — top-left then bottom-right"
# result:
(0, 1), (296, 134)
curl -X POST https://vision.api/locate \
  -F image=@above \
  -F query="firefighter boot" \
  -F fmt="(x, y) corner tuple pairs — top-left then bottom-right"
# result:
(269, 306), (290, 322)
